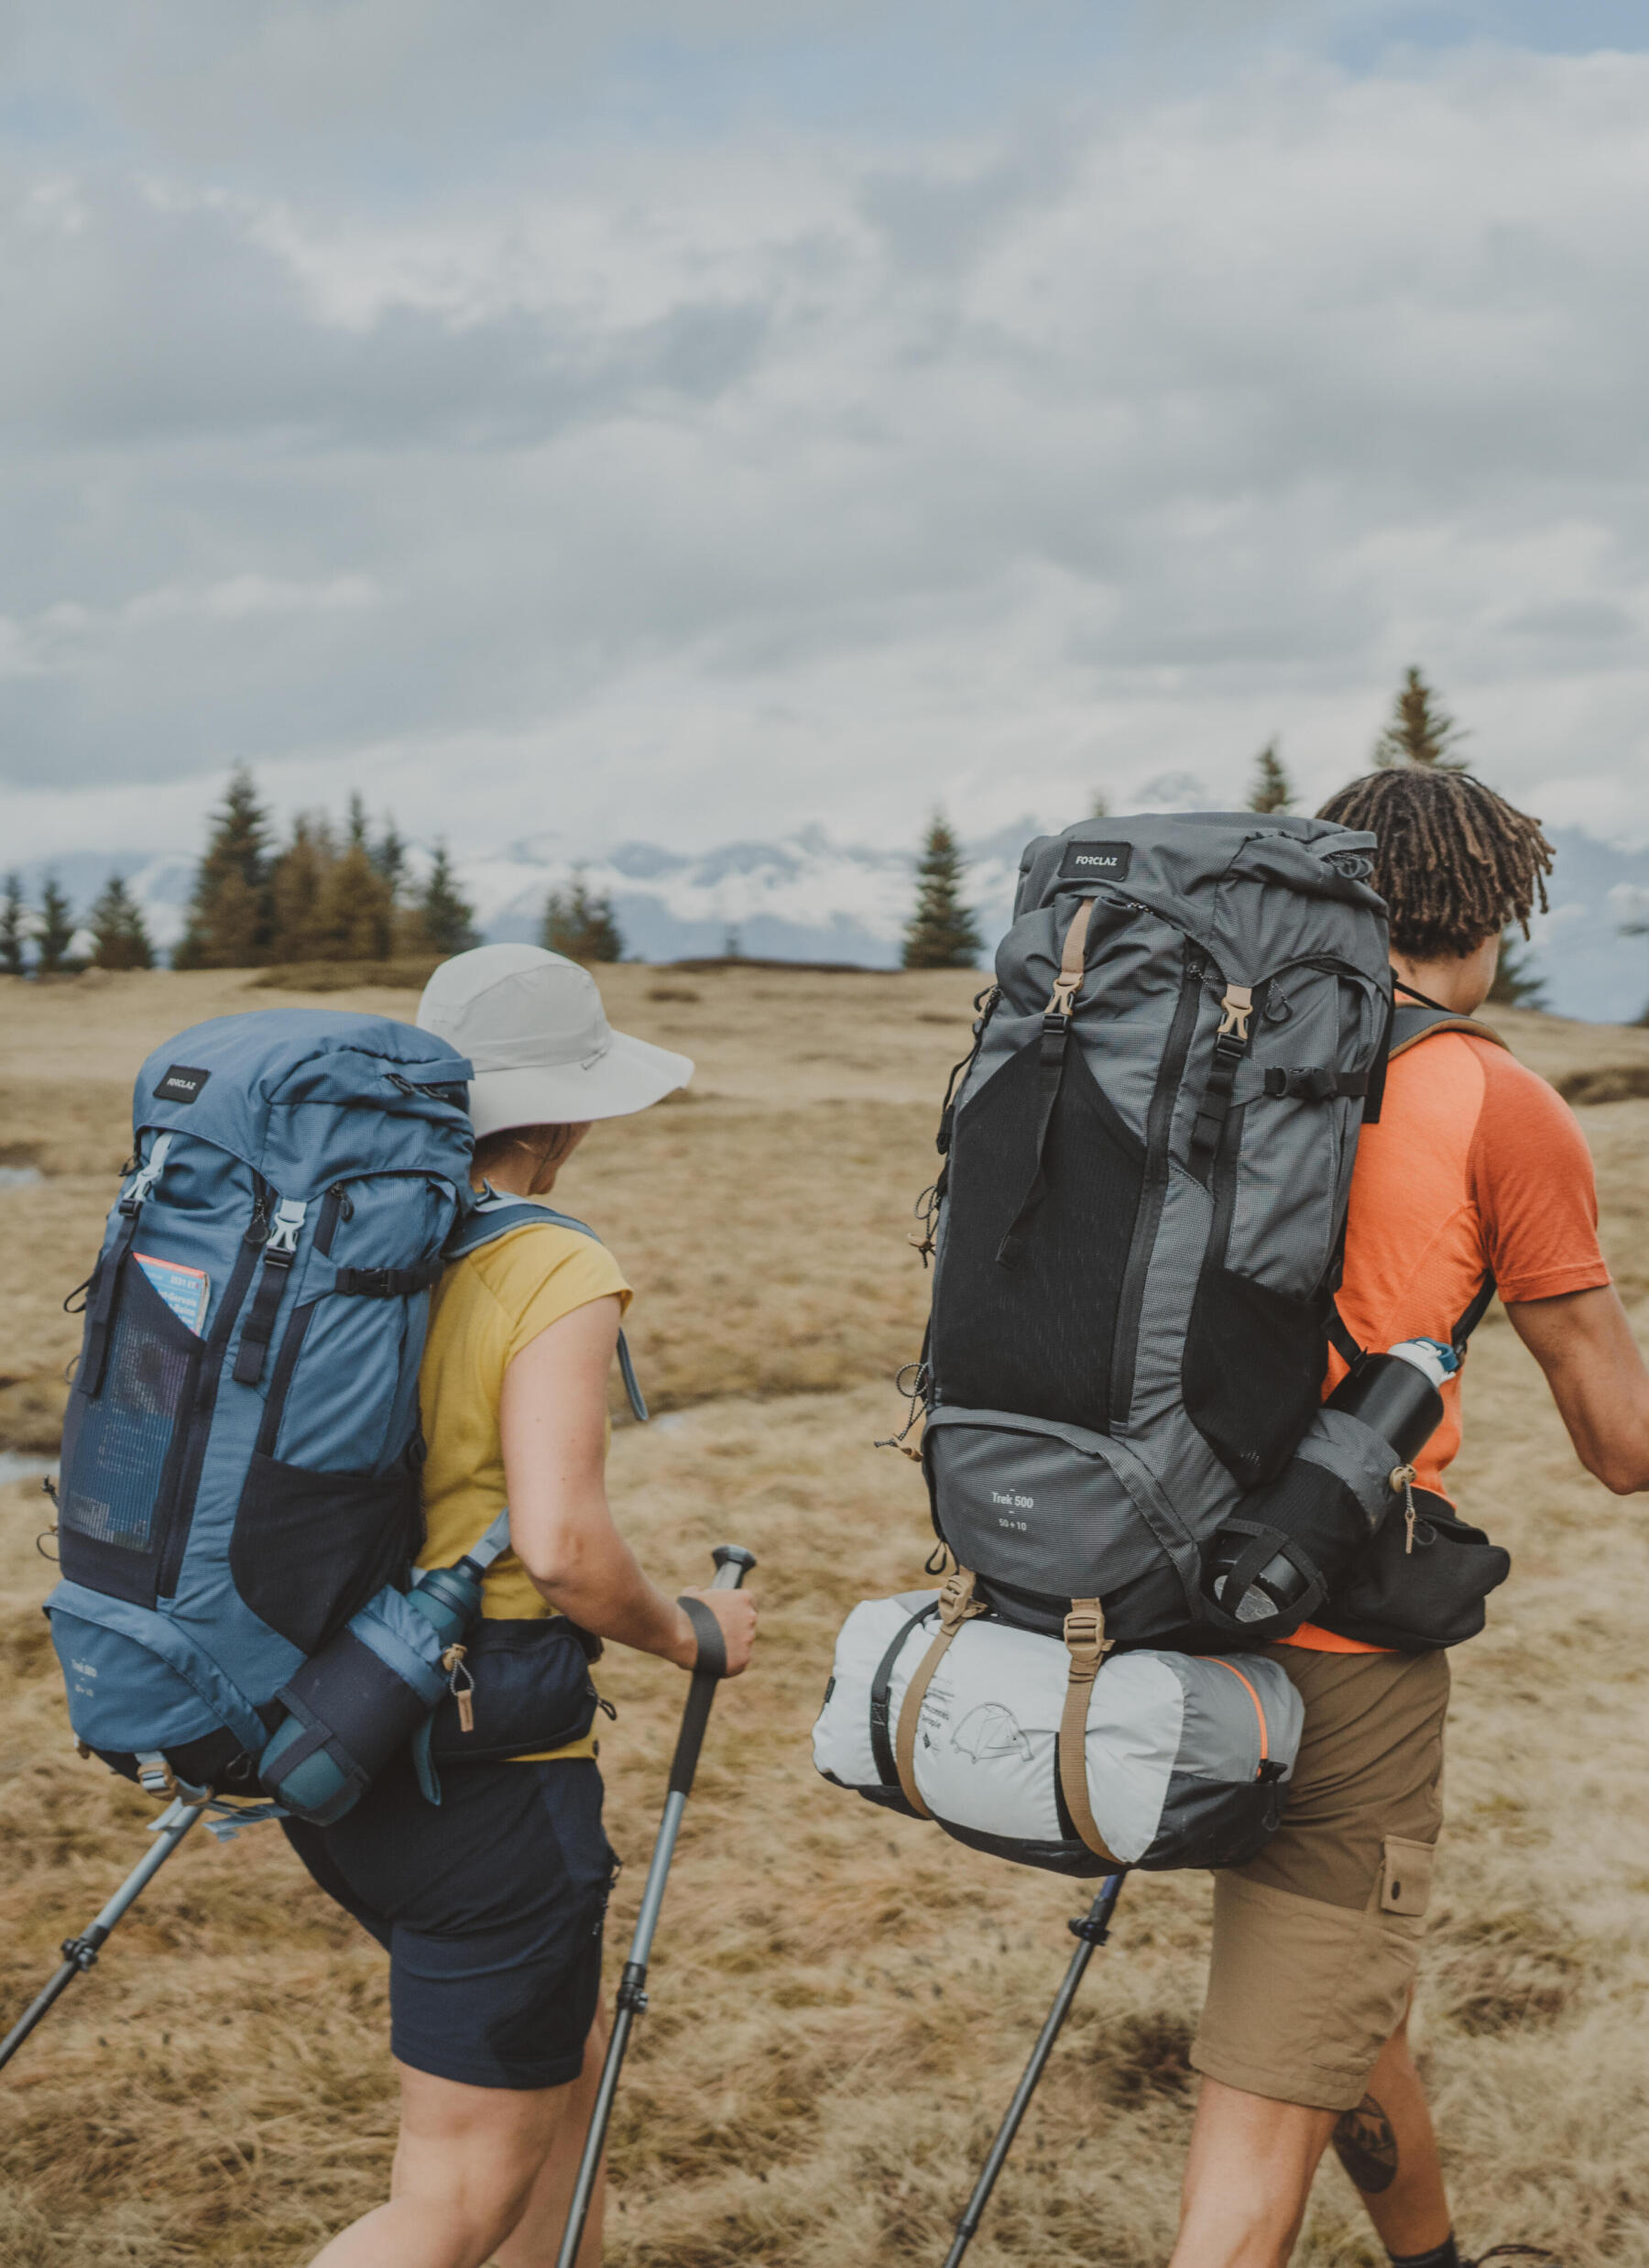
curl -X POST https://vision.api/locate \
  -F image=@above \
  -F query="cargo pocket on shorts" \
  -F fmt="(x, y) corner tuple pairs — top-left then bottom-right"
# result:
(1380, 1835), (1436, 1919)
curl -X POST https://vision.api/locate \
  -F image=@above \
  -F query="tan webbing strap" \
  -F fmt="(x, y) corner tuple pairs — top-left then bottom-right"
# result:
(893, 1568), (986, 1819)
(1049, 897), (1097, 1016)
(1387, 1012), (1509, 1060)
(1058, 1599), (1122, 1866)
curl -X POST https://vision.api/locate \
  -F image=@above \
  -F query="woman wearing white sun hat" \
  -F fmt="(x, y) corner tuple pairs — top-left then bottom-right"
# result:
(289, 945), (758, 2268)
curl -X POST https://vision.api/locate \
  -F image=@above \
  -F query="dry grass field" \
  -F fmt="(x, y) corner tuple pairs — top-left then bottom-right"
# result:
(3, 964), (1649, 2266)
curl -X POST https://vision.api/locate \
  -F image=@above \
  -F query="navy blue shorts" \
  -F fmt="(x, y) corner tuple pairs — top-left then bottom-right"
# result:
(284, 1754), (616, 2090)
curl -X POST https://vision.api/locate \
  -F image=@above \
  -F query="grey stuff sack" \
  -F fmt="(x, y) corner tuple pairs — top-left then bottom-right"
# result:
(918, 813), (1392, 1649)
(813, 1591), (1303, 1878)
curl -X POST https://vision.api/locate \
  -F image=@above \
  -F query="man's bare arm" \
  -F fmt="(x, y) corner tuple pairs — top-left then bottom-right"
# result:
(1505, 1283), (1649, 1495)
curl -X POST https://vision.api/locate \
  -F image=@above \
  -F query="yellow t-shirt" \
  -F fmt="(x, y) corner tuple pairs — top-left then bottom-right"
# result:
(417, 1214), (631, 1762)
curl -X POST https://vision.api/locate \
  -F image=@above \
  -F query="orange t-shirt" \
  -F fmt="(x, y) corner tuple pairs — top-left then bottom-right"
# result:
(1284, 1029), (1610, 1653)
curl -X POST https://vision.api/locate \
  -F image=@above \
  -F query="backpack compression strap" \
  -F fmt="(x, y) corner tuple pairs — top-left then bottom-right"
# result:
(81, 1132), (174, 1397)
(1057, 1601), (1123, 1868)
(892, 1567), (988, 1817)
(996, 898), (1097, 1270)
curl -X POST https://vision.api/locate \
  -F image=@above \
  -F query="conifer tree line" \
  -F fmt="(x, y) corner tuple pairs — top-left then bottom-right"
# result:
(170, 770), (480, 969)
(0, 867), (156, 974)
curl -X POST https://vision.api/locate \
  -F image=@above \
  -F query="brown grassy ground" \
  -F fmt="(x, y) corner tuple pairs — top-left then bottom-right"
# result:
(3, 969), (1648, 2264)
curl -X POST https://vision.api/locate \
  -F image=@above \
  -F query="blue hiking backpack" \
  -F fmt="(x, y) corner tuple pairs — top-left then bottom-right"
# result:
(45, 1009), (639, 1813)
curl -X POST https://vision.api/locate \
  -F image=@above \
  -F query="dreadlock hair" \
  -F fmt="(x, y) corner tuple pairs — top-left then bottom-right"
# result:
(1316, 770), (1554, 962)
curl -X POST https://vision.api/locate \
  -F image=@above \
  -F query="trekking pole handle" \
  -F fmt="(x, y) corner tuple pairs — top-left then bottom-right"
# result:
(710, 1542), (757, 1589)
(667, 1543), (755, 1797)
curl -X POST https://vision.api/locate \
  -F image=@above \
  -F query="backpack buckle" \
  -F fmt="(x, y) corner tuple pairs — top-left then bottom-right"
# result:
(1062, 1600), (1108, 1681)
(937, 1567), (985, 1635)
(1217, 984), (1254, 1042)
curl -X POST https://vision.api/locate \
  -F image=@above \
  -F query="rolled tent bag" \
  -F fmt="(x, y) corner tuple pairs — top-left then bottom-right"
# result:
(814, 1587), (1303, 1878)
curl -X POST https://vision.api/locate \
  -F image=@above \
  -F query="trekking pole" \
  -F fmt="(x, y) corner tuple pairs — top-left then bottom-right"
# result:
(941, 1871), (1127, 2268)
(555, 1541), (757, 2268)
(0, 1795), (208, 2075)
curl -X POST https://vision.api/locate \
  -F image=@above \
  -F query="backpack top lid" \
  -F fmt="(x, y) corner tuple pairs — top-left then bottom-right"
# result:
(133, 1009), (475, 1194)
(1014, 813), (1385, 956)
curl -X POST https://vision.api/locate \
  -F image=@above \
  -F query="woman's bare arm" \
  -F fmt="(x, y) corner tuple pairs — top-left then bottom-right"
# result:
(498, 1295), (756, 1671)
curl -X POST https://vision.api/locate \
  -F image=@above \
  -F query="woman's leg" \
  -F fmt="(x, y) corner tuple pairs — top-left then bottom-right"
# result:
(307, 2059), (578, 2268)
(495, 2002), (608, 2268)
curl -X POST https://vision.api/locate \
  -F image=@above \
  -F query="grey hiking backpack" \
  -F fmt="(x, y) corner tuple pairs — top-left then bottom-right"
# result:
(914, 813), (1395, 1654)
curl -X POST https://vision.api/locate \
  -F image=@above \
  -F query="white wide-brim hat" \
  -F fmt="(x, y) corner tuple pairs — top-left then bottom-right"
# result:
(417, 943), (693, 1137)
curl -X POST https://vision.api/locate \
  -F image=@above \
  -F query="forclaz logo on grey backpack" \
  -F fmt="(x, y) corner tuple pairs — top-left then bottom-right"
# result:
(1059, 840), (1131, 882)
(154, 1064), (211, 1104)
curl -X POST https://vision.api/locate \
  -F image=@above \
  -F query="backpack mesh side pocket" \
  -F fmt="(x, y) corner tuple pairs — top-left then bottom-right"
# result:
(59, 1260), (204, 1606)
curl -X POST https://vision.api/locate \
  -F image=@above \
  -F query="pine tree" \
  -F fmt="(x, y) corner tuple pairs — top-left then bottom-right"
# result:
(1373, 668), (1470, 772)
(86, 873), (155, 970)
(722, 925), (742, 959)
(0, 873), (27, 976)
(1487, 929), (1545, 1010)
(541, 871), (625, 964)
(1089, 789), (1111, 820)
(173, 767), (274, 967)
(35, 873), (77, 973)
(315, 841), (395, 960)
(902, 814), (982, 970)
(268, 815), (334, 962)
(372, 818), (407, 899)
(346, 792), (370, 853)
(1247, 741), (1294, 813)
(415, 843), (480, 956)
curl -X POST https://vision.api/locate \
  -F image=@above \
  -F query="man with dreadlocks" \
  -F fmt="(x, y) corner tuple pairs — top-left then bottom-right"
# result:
(1171, 769), (1649, 2268)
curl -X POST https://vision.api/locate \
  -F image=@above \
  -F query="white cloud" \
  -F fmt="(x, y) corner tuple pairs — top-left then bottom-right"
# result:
(3, 38), (1649, 863)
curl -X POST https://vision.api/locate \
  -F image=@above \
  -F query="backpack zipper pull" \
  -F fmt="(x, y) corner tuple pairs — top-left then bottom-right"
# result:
(1391, 1464), (1419, 1552)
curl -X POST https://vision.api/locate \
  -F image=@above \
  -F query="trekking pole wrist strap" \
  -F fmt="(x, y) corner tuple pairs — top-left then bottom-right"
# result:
(676, 1594), (727, 1680)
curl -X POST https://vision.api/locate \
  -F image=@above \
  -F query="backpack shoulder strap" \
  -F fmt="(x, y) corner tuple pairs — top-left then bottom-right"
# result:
(1332, 1003), (1508, 1371)
(1387, 1003), (1509, 1061)
(442, 1187), (648, 1422)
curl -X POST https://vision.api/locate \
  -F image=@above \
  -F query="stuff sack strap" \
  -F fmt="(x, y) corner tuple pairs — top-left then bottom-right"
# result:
(869, 1603), (939, 1788)
(892, 1568), (987, 1817)
(996, 898), (1097, 1270)
(233, 1199), (308, 1387)
(1058, 1599), (1122, 1866)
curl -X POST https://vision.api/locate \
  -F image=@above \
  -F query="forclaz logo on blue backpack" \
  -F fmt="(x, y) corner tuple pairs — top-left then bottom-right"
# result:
(154, 1064), (211, 1104)
(1059, 840), (1131, 882)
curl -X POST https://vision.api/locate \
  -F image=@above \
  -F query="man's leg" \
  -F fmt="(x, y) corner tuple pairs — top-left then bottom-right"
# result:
(1328, 1999), (1453, 2262)
(1169, 2078), (1337, 2268)
(308, 2059), (580, 2268)
(495, 2003), (607, 2268)
(1182, 1648), (1450, 2266)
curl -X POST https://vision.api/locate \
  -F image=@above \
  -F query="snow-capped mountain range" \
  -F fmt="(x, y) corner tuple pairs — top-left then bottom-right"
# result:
(15, 819), (1649, 1024)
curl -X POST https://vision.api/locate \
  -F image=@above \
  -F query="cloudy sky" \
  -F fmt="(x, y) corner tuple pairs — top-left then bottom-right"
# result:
(4, 0), (1648, 867)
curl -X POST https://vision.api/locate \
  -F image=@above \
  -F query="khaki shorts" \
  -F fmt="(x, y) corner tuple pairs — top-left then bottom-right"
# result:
(1191, 1645), (1448, 2114)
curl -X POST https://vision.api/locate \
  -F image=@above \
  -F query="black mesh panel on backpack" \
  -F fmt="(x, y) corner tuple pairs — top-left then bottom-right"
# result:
(931, 1035), (1145, 1432)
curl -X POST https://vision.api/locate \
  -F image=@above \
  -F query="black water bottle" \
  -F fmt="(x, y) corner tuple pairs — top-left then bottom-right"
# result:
(1207, 1337), (1457, 1624)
